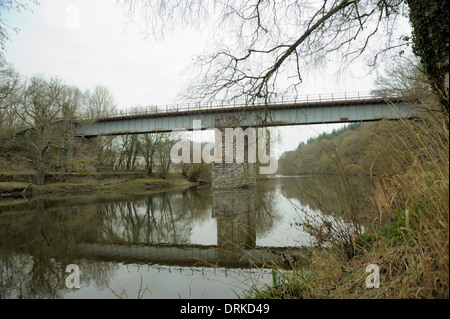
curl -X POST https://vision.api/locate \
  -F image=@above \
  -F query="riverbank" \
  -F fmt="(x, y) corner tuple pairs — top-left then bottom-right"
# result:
(0, 172), (200, 198)
(245, 112), (449, 299)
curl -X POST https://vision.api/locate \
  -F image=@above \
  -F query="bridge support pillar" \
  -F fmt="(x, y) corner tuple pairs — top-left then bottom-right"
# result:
(210, 115), (258, 263)
(211, 115), (257, 190)
(213, 189), (256, 253)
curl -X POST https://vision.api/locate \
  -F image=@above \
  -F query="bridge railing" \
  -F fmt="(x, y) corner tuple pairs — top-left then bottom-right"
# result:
(97, 91), (403, 120)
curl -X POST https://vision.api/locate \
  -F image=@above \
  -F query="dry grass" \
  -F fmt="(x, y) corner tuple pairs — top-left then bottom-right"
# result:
(247, 104), (449, 299)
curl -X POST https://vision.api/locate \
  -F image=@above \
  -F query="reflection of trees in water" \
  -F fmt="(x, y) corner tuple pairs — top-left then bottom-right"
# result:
(2, 180), (344, 298)
(181, 187), (212, 220)
(0, 252), (117, 298)
(276, 176), (374, 255)
(0, 199), (108, 298)
(255, 180), (281, 236)
(0, 254), (62, 298)
(278, 176), (372, 218)
(0, 190), (214, 298)
(97, 190), (212, 245)
(0, 190), (214, 250)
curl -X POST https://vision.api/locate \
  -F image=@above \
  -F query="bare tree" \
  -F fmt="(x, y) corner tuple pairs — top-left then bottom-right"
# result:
(0, 53), (20, 110)
(373, 55), (434, 103)
(83, 85), (118, 171)
(0, 0), (38, 51)
(121, 0), (411, 103)
(14, 76), (81, 184)
(85, 85), (117, 119)
(117, 134), (140, 170)
(155, 133), (176, 178)
(139, 133), (163, 177)
(0, 54), (20, 155)
(95, 135), (118, 171)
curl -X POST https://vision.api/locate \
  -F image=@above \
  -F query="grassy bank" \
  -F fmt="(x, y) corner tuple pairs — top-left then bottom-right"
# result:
(0, 172), (199, 197)
(246, 109), (449, 299)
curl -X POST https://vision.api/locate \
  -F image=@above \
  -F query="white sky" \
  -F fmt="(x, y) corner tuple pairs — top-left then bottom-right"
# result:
(2, 0), (398, 153)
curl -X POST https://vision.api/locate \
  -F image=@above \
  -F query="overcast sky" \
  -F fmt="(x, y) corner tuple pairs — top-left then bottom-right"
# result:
(2, 0), (400, 153)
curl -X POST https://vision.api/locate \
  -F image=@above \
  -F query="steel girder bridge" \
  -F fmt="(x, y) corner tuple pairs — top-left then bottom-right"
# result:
(74, 92), (416, 137)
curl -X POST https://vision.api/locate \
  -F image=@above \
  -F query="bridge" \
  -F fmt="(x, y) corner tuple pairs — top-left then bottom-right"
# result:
(74, 92), (416, 190)
(75, 92), (415, 137)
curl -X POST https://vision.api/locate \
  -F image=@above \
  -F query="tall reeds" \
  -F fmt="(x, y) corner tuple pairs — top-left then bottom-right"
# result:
(247, 102), (449, 299)
(363, 106), (449, 298)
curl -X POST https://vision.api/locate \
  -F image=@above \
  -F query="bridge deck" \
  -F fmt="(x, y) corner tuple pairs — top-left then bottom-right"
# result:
(93, 97), (405, 122)
(75, 93), (415, 137)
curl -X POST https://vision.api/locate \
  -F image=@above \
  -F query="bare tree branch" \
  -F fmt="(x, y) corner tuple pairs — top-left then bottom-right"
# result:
(120, 0), (410, 103)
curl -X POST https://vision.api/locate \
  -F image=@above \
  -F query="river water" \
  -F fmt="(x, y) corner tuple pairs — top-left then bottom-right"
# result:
(0, 176), (371, 299)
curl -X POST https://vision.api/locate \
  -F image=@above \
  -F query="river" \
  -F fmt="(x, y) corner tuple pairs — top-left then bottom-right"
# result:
(0, 176), (371, 299)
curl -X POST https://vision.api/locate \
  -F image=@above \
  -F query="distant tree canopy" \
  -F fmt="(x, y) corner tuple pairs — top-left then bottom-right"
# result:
(303, 122), (361, 147)
(278, 121), (417, 176)
(279, 122), (363, 175)
(0, 61), (174, 183)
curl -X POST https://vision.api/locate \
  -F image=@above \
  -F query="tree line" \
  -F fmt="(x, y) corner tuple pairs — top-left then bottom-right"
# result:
(0, 54), (186, 185)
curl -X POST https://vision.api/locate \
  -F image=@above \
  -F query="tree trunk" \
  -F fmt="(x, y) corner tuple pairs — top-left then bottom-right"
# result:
(37, 147), (48, 185)
(146, 156), (154, 177)
(406, 0), (449, 112)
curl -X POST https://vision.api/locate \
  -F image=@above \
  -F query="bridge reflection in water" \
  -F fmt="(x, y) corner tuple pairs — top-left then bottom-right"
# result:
(76, 188), (299, 268)
(0, 176), (372, 298)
